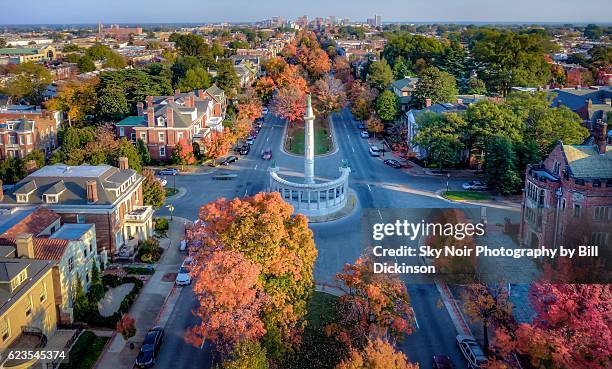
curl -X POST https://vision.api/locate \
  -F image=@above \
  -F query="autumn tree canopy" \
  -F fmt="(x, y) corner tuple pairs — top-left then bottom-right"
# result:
(203, 129), (233, 165)
(336, 338), (419, 369)
(312, 76), (346, 118)
(271, 85), (308, 123)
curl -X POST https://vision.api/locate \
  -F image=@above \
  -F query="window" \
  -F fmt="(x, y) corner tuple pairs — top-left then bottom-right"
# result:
(16, 194), (28, 203)
(131, 132), (136, 142)
(0, 317), (10, 342)
(76, 214), (85, 224)
(19, 136), (24, 145)
(68, 257), (74, 272)
(45, 195), (58, 203)
(159, 147), (166, 157)
(40, 282), (47, 302)
(573, 204), (581, 218)
(553, 161), (560, 176)
(159, 132), (165, 142)
(26, 135), (31, 144)
(594, 207), (611, 221)
(177, 132), (183, 141)
(25, 295), (33, 317)
(10, 270), (28, 291)
(9, 135), (16, 145)
(157, 117), (165, 127)
(140, 132), (147, 141)
(590, 232), (609, 246)
(119, 127), (125, 136)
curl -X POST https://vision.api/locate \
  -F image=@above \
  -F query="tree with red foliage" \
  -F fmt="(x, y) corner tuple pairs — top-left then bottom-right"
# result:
(328, 256), (415, 350)
(333, 56), (353, 84)
(271, 85), (308, 123)
(171, 137), (196, 168)
(203, 129), (233, 165)
(276, 64), (309, 91)
(312, 76), (346, 118)
(116, 314), (136, 340)
(237, 90), (263, 122)
(366, 115), (384, 139)
(347, 80), (378, 122)
(336, 338), (419, 369)
(187, 249), (267, 356)
(509, 283), (611, 369)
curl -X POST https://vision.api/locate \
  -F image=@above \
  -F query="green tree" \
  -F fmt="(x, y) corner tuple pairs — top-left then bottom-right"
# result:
(96, 85), (130, 121)
(23, 150), (45, 168)
(73, 277), (90, 322)
(392, 56), (413, 80)
(220, 341), (269, 369)
(584, 24), (603, 39)
(136, 139), (151, 165)
(177, 67), (210, 91)
(77, 56), (96, 73)
(142, 169), (165, 208)
(465, 100), (522, 154)
(436, 40), (468, 83)
(484, 135), (522, 195)
(0, 158), (26, 185)
(2, 62), (52, 104)
(382, 32), (445, 67)
(414, 112), (466, 171)
(0, 38), (6, 48)
(366, 59), (393, 91)
(466, 77), (487, 95)
(169, 33), (207, 57)
(215, 59), (240, 96)
(114, 139), (143, 172)
(375, 90), (399, 122)
(412, 66), (458, 108)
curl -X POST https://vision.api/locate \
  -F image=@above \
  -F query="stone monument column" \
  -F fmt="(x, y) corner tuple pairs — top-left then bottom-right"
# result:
(304, 94), (315, 184)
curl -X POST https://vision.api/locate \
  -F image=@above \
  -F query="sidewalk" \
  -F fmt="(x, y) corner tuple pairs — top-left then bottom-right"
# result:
(95, 217), (191, 369)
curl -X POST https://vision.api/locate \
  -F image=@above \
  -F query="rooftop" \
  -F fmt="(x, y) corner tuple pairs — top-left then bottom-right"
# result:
(563, 144), (612, 179)
(0, 258), (54, 315)
(50, 223), (93, 241)
(0, 207), (60, 238)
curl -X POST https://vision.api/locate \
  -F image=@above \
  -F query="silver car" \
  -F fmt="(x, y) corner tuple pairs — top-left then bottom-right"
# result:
(369, 145), (381, 157)
(456, 335), (487, 369)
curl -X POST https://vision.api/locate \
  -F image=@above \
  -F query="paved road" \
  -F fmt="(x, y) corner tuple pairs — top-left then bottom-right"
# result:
(154, 108), (484, 369)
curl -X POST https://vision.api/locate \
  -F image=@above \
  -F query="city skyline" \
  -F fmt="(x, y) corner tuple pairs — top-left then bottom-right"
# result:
(1, 0), (611, 25)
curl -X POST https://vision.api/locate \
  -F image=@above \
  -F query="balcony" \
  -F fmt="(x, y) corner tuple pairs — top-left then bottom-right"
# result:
(124, 206), (153, 223)
(3, 326), (47, 368)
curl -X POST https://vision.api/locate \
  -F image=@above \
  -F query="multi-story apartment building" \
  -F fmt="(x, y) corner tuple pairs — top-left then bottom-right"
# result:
(0, 158), (152, 258)
(115, 86), (227, 161)
(520, 120), (612, 250)
(0, 106), (62, 160)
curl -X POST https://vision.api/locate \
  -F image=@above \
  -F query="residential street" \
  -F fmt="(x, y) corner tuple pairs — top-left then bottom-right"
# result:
(153, 108), (520, 369)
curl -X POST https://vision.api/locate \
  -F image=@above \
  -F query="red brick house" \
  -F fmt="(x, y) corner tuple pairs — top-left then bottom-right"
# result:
(115, 85), (227, 161)
(0, 107), (61, 160)
(520, 120), (612, 249)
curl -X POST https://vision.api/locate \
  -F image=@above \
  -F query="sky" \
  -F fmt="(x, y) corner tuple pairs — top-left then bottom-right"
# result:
(1, 0), (611, 25)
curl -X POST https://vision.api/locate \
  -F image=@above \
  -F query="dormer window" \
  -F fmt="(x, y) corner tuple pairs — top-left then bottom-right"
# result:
(16, 194), (29, 203)
(10, 269), (28, 291)
(157, 117), (165, 127)
(45, 195), (58, 203)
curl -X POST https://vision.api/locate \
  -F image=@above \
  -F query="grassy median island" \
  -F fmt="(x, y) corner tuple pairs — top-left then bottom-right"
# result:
(60, 331), (109, 369)
(285, 118), (333, 155)
(444, 191), (491, 201)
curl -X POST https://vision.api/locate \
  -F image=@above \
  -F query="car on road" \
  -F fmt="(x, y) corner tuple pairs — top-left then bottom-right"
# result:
(261, 148), (272, 160)
(175, 265), (191, 286)
(262, 106), (269, 115)
(456, 335), (487, 369)
(384, 159), (402, 168)
(369, 145), (381, 157)
(358, 123), (365, 129)
(360, 130), (370, 138)
(220, 156), (238, 165)
(135, 327), (164, 367)
(462, 180), (488, 191)
(254, 126), (261, 134)
(155, 177), (167, 186)
(432, 355), (455, 369)
(213, 171), (238, 180)
(246, 136), (255, 145)
(239, 145), (250, 155)
(158, 168), (179, 176)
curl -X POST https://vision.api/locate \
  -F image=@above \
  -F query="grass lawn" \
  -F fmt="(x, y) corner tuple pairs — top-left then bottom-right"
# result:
(445, 191), (491, 201)
(306, 291), (339, 329)
(286, 118), (332, 155)
(60, 331), (109, 369)
(165, 188), (178, 197)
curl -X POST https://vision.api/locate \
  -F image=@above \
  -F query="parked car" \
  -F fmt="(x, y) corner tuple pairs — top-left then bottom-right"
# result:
(261, 148), (272, 160)
(369, 145), (381, 157)
(384, 159), (402, 168)
(262, 106), (269, 115)
(462, 180), (488, 191)
(432, 355), (455, 369)
(213, 171), (238, 180)
(158, 168), (179, 176)
(360, 130), (370, 138)
(239, 145), (250, 155)
(254, 126), (261, 134)
(155, 177), (167, 186)
(176, 257), (195, 286)
(456, 335), (487, 369)
(358, 123), (365, 129)
(220, 156), (238, 165)
(179, 239), (187, 251)
(246, 136), (255, 145)
(135, 327), (164, 367)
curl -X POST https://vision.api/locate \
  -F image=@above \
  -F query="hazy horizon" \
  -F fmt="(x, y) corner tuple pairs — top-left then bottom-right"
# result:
(1, 0), (611, 25)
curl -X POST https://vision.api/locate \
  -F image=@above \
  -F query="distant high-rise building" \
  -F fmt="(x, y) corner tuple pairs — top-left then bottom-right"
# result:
(296, 15), (309, 28)
(328, 16), (337, 26)
(375, 15), (382, 27)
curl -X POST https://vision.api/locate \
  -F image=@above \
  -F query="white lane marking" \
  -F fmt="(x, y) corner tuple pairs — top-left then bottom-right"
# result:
(254, 164), (258, 170)
(200, 339), (206, 349)
(414, 314), (420, 329)
(347, 134), (350, 140)
(367, 184), (372, 191)
(377, 209), (383, 220)
(352, 146), (355, 152)
(266, 137), (269, 142)
(244, 189), (248, 197)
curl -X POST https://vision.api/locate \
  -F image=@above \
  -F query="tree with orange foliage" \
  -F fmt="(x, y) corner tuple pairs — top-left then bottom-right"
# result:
(271, 85), (308, 123)
(462, 283), (514, 355)
(116, 314), (136, 340)
(297, 46), (331, 80)
(333, 56), (353, 84)
(336, 338), (419, 369)
(186, 192), (317, 359)
(366, 116), (384, 139)
(203, 129), (233, 165)
(188, 249), (267, 356)
(254, 76), (276, 104)
(171, 137), (196, 168)
(237, 92), (263, 122)
(231, 117), (253, 142)
(45, 77), (99, 127)
(329, 256), (415, 350)
(263, 57), (288, 84)
(276, 64), (309, 91)
(348, 80), (378, 122)
(311, 76), (346, 118)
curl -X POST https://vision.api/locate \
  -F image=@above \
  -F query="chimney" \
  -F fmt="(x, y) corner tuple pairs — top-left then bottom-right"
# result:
(0, 179), (3, 201)
(166, 108), (174, 127)
(25, 160), (37, 173)
(605, 98), (611, 106)
(86, 180), (98, 203)
(188, 93), (195, 108)
(15, 233), (34, 258)
(594, 119), (608, 155)
(425, 98), (432, 108)
(167, 96), (174, 104)
(118, 157), (129, 170)
(174, 89), (181, 96)
(137, 102), (144, 116)
(587, 99), (593, 109)
(197, 89), (205, 99)
(147, 106), (155, 127)
(456, 98), (463, 105)
(145, 96), (154, 108)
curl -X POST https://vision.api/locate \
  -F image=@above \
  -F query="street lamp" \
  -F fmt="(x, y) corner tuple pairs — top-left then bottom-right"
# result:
(172, 172), (177, 193)
(166, 204), (175, 221)
(446, 173), (451, 196)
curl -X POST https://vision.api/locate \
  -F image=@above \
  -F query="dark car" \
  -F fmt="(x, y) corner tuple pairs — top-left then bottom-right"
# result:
(158, 168), (179, 176)
(261, 148), (272, 160)
(432, 355), (455, 369)
(220, 156), (238, 165)
(384, 159), (402, 168)
(135, 327), (164, 367)
(239, 145), (250, 155)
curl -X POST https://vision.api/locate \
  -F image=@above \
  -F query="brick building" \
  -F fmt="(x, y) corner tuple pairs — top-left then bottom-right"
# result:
(115, 86), (227, 162)
(0, 158), (152, 258)
(520, 120), (612, 250)
(0, 107), (62, 160)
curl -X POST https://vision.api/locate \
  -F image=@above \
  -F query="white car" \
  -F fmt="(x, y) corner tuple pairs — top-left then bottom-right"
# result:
(360, 130), (370, 138)
(262, 107), (269, 115)
(456, 335), (488, 369)
(175, 257), (195, 286)
(155, 177), (168, 187)
(369, 145), (381, 157)
(462, 180), (488, 191)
